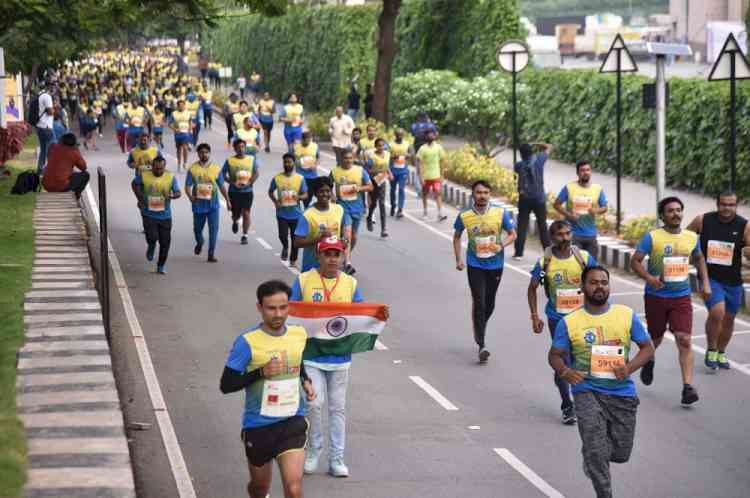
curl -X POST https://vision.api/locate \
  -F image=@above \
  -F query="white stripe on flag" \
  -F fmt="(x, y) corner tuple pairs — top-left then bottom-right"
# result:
(288, 313), (385, 341)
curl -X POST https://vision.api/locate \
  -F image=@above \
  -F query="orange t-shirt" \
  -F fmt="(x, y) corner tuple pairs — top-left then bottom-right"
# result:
(42, 144), (88, 192)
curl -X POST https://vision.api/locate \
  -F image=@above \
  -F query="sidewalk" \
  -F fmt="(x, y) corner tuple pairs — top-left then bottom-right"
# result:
(439, 135), (750, 224)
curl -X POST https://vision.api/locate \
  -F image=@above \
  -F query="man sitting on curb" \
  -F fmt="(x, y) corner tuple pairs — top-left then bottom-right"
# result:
(41, 133), (89, 199)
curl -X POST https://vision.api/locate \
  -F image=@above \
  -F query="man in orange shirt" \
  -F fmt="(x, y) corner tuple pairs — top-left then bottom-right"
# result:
(41, 133), (89, 199)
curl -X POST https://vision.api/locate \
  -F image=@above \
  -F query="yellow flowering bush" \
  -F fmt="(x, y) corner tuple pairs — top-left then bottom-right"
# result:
(621, 215), (657, 246)
(442, 145), (518, 204)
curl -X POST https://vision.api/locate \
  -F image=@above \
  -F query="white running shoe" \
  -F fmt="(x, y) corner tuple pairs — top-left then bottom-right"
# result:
(304, 448), (321, 475)
(328, 458), (349, 477)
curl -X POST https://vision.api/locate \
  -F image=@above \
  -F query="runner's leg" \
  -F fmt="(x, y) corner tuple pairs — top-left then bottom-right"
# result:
(514, 198), (531, 257)
(467, 266), (489, 348)
(288, 218), (299, 263)
(276, 450), (305, 498)
(193, 212), (207, 247)
(548, 318), (573, 411)
(207, 208), (220, 257)
(246, 461), (272, 498)
(574, 391), (614, 498)
(157, 218), (172, 267)
(277, 217), (290, 252)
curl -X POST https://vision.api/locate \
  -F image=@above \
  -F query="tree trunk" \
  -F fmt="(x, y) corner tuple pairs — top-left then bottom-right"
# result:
(372, 0), (401, 126)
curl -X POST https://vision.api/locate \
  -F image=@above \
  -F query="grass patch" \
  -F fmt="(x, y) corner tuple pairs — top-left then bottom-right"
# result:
(0, 135), (37, 498)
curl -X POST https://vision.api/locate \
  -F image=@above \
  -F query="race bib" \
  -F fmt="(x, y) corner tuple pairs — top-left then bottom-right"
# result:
(301, 156), (316, 170)
(706, 240), (734, 266)
(663, 256), (689, 283)
(590, 345), (625, 379)
(131, 116), (143, 127)
(556, 288), (584, 314)
(178, 121), (189, 133)
(236, 170), (251, 187)
(474, 235), (499, 259)
(95, 108), (102, 116)
(147, 195), (165, 212)
(260, 378), (300, 418)
(393, 155), (407, 168)
(374, 172), (388, 186)
(339, 184), (358, 202)
(196, 183), (213, 201)
(280, 190), (298, 207)
(291, 117), (302, 127)
(573, 195), (593, 215)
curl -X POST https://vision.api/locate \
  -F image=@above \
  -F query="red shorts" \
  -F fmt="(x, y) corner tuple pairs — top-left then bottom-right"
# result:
(644, 294), (693, 340)
(422, 179), (441, 194)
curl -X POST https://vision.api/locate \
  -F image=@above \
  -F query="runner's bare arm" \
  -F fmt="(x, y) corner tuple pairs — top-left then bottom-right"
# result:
(452, 231), (464, 271)
(502, 228), (517, 248)
(527, 280), (544, 335)
(630, 251), (663, 289)
(686, 214), (703, 234)
(615, 339), (655, 380)
(548, 347), (584, 384)
(743, 223), (750, 259)
(553, 196), (576, 221)
(692, 251), (712, 301)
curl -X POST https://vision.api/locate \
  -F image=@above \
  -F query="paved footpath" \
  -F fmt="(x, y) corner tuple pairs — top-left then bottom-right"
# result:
(17, 192), (136, 498)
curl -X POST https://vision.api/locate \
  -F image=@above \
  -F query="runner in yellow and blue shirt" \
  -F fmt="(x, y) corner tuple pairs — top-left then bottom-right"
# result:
(452, 180), (516, 364)
(388, 128), (413, 219)
(127, 133), (163, 177)
(554, 161), (608, 256)
(294, 131), (321, 208)
(222, 138), (260, 245)
(268, 153), (308, 268)
(281, 94), (304, 153)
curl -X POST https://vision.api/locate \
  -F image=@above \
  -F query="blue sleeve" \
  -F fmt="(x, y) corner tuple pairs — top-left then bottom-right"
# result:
(636, 232), (652, 255)
(133, 175), (143, 187)
(585, 252), (598, 267)
(453, 214), (465, 234)
(598, 190), (608, 207)
(536, 152), (548, 167)
(342, 211), (352, 227)
(557, 185), (569, 203)
(502, 210), (515, 231)
(294, 216), (310, 237)
(290, 278), (302, 301)
(225, 335), (252, 372)
(171, 177), (180, 192)
(299, 179), (308, 193)
(692, 236), (701, 257)
(127, 152), (134, 164)
(552, 320), (571, 352)
(530, 260), (542, 283)
(366, 158), (373, 168)
(185, 171), (194, 187)
(253, 156), (261, 172)
(630, 311), (650, 344)
(216, 170), (225, 187)
(352, 287), (364, 303)
(221, 161), (229, 178)
(315, 149), (320, 159)
(362, 169), (371, 183)
(268, 178), (277, 194)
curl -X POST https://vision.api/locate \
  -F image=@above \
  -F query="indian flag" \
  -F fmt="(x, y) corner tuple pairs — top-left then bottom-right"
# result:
(288, 302), (388, 359)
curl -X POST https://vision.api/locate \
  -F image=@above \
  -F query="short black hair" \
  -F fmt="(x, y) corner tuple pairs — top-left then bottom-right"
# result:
(352, 127), (362, 134)
(471, 179), (491, 192)
(374, 137), (385, 146)
(313, 176), (334, 194)
(282, 153), (295, 162)
(576, 160), (591, 173)
(196, 143), (211, 153)
(61, 133), (77, 147)
(152, 156), (166, 165)
(239, 100), (248, 106)
(658, 196), (684, 215)
(256, 280), (292, 304)
(520, 143), (533, 161)
(549, 219), (571, 235)
(582, 265), (610, 284)
(233, 138), (246, 147)
(302, 130), (312, 139)
(716, 190), (738, 204)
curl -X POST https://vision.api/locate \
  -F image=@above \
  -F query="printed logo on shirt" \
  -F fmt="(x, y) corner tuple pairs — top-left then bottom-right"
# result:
(664, 244), (673, 256)
(584, 329), (597, 344)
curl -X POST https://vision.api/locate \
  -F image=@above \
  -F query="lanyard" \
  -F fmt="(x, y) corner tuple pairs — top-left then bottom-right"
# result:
(318, 272), (341, 302)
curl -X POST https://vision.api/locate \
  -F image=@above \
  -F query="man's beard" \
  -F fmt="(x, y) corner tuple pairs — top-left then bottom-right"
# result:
(586, 291), (609, 306)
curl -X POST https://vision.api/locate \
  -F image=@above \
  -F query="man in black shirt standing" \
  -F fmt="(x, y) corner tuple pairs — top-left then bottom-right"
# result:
(687, 191), (750, 370)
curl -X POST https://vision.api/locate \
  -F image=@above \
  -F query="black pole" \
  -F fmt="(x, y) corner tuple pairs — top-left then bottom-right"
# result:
(616, 49), (622, 235)
(730, 52), (737, 191)
(512, 54), (517, 167)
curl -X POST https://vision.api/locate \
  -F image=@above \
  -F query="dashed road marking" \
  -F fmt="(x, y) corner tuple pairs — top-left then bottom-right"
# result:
(408, 375), (458, 411)
(493, 448), (565, 498)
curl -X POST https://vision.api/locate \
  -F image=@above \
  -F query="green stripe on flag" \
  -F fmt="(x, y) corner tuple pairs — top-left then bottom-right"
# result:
(303, 333), (378, 359)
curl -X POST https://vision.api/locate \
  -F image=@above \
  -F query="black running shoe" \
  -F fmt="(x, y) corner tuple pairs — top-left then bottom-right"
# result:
(232, 220), (239, 234)
(478, 348), (490, 364)
(681, 384), (699, 406)
(194, 242), (203, 255)
(366, 219), (374, 232)
(207, 255), (218, 263)
(562, 407), (577, 425)
(240, 235), (248, 245)
(640, 359), (655, 386)
(390, 206), (395, 217)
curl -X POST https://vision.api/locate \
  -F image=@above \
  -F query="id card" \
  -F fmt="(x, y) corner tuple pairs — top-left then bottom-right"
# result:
(706, 240), (734, 266)
(301, 156), (316, 170)
(196, 183), (213, 201)
(393, 155), (407, 168)
(236, 170), (251, 187)
(280, 190), (298, 207)
(474, 235), (498, 259)
(573, 195), (593, 215)
(260, 378), (300, 418)
(147, 195), (165, 212)
(374, 172), (388, 186)
(340, 184), (358, 202)
(556, 288), (584, 314)
(590, 345), (625, 379)
(663, 256), (689, 283)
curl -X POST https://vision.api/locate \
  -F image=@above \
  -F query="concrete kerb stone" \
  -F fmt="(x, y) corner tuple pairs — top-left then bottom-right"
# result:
(19, 193), (136, 497)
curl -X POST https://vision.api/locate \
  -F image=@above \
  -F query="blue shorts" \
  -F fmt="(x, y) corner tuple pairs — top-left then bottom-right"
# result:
(175, 132), (192, 146)
(284, 126), (303, 145)
(705, 278), (743, 315)
(350, 215), (361, 234)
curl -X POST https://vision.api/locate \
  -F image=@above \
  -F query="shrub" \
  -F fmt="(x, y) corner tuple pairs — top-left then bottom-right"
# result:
(442, 145), (518, 204)
(620, 215), (657, 246)
(390, 70), (460, 130)
(305, 112), (333, 143)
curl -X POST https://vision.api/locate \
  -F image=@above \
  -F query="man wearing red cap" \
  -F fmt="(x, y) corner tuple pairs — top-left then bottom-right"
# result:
(290, 236), (363, 478)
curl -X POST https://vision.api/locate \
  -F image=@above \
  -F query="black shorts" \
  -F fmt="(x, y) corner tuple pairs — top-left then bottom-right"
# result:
(261, 121), (274, 132)
(241, 416), (308, 467)
(229, 191), (254, 218)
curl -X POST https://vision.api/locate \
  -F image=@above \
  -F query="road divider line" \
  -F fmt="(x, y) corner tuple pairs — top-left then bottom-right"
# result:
(692, 329), (750, 339)
(256, 237), (273, 250)
(374, 339), (388, 350)
(663, 332), (750, 376)
(494, 448), (565, 498)
(408, 375), (458, 410)
(84, 186), (197, 498)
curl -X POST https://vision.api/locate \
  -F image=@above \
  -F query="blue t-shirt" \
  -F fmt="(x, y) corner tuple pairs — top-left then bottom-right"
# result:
(514, 153), (547, 201)
(453, 208), (515, 270)
(294, 211), (353, 272)
(556, 185), (608, 238)
(133, 175), (180, 220)
(185, 168), (225, 214)
(333, 169), (371, 219)
(268, 175), (308, 221)
(530, 252), (598, 323)
(290, 277), (364, 366)
(552, 308), (650, 397)
(221, 157), (261, 193)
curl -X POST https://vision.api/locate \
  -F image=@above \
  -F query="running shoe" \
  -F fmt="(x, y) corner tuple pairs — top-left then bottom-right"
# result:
(390, 206), (395, 217)
(289, 260), (297, 269)
(367, 219), (374, 232)
(380, 231), (389, 238)
(717, 352), (730, 370)
(640, 359), (655, 386)
(329, 458), (349, 478)
(281, 248), (288, 261)
(146, 244), (155, 262)
(240, 235), (248, 245)
(681, 384), (699, 406)
(704, 350), (718, 370)
(562, 406), (577, 425)
(194, 241), (203, 255)
(304, 448), (321, 475)
(437, 214), (447, 222)
(512, 255), (523, 261)
(478, 348), (490, 364)
(396, 209), (404, 219)
(156, 265), (167, 275)
(207, 255), (218, 263)
(232, 220), (239, 234)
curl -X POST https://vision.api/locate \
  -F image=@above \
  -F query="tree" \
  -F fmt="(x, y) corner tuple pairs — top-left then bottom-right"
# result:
(372, 0), (401, 125)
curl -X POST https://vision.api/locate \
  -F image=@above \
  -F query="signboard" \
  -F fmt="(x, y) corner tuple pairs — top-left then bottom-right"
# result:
(599, 34), (638, 73)
(2, 74), (23, 125)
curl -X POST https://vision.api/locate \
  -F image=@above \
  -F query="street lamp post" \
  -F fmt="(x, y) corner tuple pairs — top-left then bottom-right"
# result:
(496, 40), (529, 167)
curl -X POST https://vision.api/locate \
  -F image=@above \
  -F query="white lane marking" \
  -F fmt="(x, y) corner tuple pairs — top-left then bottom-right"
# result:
(692, 330), (750, 340)
(374, 339), (388, 350)
(84, 186), (197, 498)
(408, 375), (458, 411)
(663, 332), (750, 376)
(494, 448), (565, 498)
(256, 237), (273, 250)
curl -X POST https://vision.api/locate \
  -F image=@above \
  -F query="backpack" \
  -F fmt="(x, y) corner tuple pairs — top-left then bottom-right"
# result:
(540, 245), (586, 299)
(11, 171), (41, 195)
(27, 92), (43, 126)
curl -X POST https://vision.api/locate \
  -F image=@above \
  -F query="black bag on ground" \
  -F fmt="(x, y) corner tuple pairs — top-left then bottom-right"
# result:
(11, 171), (41, 195)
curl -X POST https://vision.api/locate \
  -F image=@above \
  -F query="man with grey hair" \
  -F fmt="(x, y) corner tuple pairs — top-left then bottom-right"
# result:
(329, 106), (354, 166)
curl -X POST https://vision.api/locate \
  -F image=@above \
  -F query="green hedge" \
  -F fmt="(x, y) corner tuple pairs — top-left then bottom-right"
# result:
(206, 1), (523, 110)
(391, 68), (750, 199)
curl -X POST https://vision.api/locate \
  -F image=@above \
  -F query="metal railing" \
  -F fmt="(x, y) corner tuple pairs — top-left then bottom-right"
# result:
(97, 167), (111, 340)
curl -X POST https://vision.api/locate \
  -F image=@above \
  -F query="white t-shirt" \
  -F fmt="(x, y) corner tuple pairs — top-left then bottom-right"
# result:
(37, 92), (54, 129)
(237, 77), (247, 89)
(329, 115), (354, 148)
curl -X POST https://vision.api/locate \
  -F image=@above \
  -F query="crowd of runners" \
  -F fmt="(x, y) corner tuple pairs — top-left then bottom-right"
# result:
(30, 47), (750, 498)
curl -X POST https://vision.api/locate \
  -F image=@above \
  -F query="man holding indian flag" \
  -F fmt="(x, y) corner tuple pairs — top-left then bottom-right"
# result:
(288, 236), (389, 478)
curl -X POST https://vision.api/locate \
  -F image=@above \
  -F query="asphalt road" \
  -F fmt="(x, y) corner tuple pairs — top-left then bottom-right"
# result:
(82, 116), (750, 498)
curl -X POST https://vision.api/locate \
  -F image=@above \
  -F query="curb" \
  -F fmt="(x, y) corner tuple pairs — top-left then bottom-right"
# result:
(17, 192), (136, 498)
